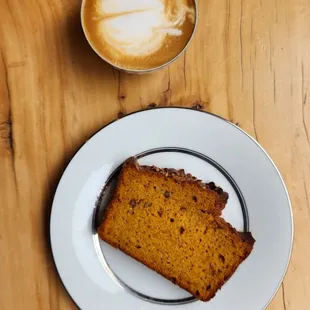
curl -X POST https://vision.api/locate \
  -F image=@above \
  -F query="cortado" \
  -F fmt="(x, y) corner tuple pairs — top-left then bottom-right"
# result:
(81, 0), (197, 70)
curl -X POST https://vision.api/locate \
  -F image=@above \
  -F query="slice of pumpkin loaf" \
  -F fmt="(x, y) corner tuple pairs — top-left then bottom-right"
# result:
(98, 158), (255, 302)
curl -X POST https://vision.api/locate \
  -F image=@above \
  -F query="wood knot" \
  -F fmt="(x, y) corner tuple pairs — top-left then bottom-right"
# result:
(117, 111), (125, 119)
(191, 101), (204, 110)
(0, 121), (13, 149)
(147, 102), (157, 108)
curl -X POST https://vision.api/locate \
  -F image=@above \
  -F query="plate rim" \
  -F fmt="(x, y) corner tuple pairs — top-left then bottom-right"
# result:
(50, 106), (294, 310)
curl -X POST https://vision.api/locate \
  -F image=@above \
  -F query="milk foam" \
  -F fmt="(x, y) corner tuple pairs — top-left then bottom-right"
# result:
(95, 0), (195, 57)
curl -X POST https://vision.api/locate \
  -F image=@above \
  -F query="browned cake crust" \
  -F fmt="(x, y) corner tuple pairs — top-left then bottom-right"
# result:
(98, 158), (255, 302)
(142, 170), (228, 216)
(125, 157), (228, 216)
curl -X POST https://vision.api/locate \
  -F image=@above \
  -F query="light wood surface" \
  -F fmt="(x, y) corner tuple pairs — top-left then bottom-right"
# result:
(0, 0), (309, 309)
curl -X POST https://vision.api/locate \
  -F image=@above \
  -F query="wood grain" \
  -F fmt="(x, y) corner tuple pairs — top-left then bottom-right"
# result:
(0, 0), (309, 309)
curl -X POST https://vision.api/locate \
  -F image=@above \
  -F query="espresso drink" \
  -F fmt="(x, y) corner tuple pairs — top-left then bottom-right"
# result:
(82, 0), (196, 70)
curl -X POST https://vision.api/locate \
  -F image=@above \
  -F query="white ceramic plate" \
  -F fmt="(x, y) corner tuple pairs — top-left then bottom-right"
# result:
(50, 107), (293, 310)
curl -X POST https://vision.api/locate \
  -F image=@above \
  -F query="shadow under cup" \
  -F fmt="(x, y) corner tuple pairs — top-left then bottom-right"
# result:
(80, 0), (198, 74)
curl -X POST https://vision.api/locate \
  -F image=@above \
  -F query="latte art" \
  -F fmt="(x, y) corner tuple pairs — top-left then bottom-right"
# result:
(82, 0), (196, 70)
(96, 0), (195, 57)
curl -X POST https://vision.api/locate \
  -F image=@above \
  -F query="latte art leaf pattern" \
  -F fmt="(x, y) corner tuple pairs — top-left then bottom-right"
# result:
(95, 0), (196, 57)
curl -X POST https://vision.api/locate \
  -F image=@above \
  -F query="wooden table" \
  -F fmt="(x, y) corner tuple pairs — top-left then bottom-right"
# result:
(0, 0), (309, 309)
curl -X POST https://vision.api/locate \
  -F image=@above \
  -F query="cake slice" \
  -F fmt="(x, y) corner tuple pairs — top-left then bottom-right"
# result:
(98, 158), (255, 302)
